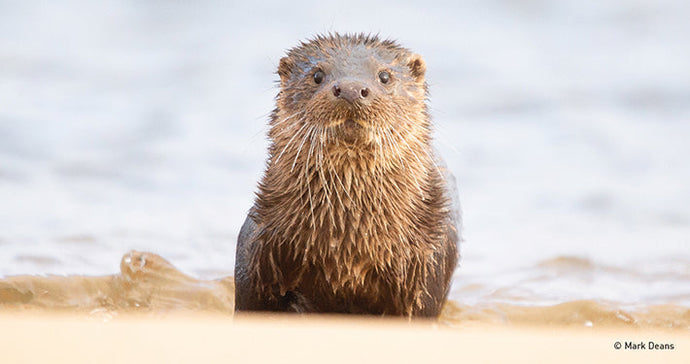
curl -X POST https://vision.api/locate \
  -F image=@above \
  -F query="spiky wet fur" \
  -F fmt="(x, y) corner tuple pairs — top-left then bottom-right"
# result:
(235, 33), (459, 317)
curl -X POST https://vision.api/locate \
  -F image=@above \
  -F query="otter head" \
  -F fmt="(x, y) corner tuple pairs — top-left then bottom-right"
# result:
(271, 33), (430, 164)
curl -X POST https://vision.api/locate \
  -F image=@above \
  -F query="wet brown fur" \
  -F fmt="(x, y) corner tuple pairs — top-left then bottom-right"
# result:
(234, 33), (459, 317)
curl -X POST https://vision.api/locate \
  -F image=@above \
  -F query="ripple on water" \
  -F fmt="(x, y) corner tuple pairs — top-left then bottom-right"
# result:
(0, 251), (687, 330)
(441, 300), (690, 330)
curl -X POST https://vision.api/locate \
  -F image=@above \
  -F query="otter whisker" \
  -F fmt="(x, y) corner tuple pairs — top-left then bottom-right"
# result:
(291, 123), (314, 172)
(324, 148), (352, 210)
(393, 114), (442, 179)
(274, 109), (305, 126)
(304, 125), (318, 230)
(389, 126), (424, 166)
(314, 129), (337, 229)
(275, 121), (310, 164)
(383, 128), (406, 170)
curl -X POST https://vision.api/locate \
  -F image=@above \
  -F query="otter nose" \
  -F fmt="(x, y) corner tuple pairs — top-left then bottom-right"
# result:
(332, 80), (369, 103)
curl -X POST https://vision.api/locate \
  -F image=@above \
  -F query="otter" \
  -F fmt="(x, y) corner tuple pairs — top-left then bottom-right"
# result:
(234, 33), (460, 317)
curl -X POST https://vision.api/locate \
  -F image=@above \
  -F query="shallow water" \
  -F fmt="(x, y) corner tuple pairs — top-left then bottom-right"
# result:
(1, 1), (689, 325)
(1, 252), (687, 329)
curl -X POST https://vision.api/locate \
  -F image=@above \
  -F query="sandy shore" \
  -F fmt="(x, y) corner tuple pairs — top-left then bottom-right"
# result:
(2, 252), (688, 363)
(2, 312), (688, 364)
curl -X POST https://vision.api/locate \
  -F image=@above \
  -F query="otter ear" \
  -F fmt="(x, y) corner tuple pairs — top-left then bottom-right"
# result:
(407, 54), (426, 83)
(278, 57), (294, 84)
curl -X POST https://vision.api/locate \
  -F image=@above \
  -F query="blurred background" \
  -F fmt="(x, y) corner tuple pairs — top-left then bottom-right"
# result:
(0, 0), (688, 307)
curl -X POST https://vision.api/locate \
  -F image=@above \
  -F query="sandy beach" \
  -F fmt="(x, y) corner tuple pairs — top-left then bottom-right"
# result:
(1, 252), (688, 363)
(2, 312), (688, 364)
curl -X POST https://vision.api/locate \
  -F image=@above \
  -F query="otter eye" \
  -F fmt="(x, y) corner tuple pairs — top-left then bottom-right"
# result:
(378, 71), (390, 84)
(313, 70), (325, 84)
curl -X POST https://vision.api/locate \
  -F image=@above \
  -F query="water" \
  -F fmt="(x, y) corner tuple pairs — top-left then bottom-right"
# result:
(1, 1), (689, 321)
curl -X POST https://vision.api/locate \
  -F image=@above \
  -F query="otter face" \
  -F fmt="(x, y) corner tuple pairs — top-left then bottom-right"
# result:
(274, 34), (429, 149)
